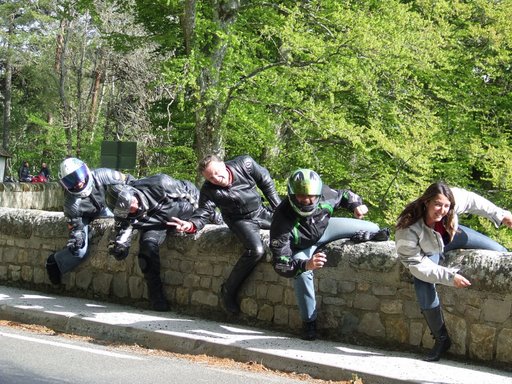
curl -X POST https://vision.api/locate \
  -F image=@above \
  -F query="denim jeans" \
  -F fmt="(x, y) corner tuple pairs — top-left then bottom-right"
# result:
(54, 208), (114, 274)
(293, 217), (380, 322)
(444, 225), (507, 252)
(414, 224), (507, 311)
(414, 254), (441, 310)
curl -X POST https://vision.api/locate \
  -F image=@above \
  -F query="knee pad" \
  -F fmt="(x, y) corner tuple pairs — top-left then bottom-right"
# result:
(243, 247), (265, 262)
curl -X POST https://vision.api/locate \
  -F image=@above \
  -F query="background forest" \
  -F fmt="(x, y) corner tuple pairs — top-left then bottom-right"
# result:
(1, 0), (512, 246)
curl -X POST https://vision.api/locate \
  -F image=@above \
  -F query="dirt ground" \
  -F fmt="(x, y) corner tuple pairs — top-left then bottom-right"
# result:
(0, 320), (362, 384)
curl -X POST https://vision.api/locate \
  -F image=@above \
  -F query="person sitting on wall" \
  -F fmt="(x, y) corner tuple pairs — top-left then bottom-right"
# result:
(270, 169), (389, 341)
(18, 161), (32, 182)
(395, 182), (512, 362)
(170, 154), (281, 315)
(105, 174), (221, 311)
(38, 162), (51, 181)
(45, 157), (135, 285)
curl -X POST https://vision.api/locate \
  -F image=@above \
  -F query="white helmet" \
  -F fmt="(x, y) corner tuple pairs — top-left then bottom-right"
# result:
(58, 157), (93, 197)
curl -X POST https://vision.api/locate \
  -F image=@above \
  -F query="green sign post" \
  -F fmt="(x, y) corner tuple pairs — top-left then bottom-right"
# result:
(100, 141), (137, 170)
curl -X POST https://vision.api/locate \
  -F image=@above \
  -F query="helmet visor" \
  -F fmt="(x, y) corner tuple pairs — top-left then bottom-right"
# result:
(113, 187), (136, 219)
(60, 164), (89, 193)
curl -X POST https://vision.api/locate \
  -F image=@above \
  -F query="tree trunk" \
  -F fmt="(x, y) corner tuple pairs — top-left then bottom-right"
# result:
(2, 17), (14, 151)
(57, 18), (73, 155)
(193, 0), (240, 163)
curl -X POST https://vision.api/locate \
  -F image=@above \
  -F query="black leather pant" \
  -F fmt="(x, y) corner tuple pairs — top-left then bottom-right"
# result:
(222, 206), (272, 297)
(138, 229), (167, 302)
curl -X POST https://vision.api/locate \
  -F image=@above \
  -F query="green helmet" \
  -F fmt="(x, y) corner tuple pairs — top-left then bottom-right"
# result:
(287, 169), (323, 216)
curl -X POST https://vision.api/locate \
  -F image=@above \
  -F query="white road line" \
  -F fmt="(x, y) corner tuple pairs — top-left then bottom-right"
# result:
(0, 331), (144, 360)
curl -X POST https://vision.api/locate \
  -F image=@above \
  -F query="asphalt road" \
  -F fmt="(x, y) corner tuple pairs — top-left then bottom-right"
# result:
(0, 324), (322, 384)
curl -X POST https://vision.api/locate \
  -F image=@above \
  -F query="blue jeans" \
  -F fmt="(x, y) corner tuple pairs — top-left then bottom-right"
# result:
(414, 254), (441, 310)
(293, 218), (380, 322)
(444, 225), (507, 252)
(415, 225), (507, 310)
(54, 208), (114, 274)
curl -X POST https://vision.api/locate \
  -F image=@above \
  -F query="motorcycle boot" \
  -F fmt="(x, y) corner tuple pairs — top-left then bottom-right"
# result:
(138, 239), (169, 312)
(221, 249), (263, 314)
(45, 253), (62, 285)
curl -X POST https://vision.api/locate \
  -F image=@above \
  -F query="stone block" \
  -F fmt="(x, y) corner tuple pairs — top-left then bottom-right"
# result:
(112, 273), (128, 298)
(256, 284), (268, 300)
(240, 297), (258, 317)
(191, 290), (218, 307)
(200, 276), (212, 289)
(409, 321), (423, 346)
(496, 328), (512, 363)
(195, 261), (214, 275)
(165, 271), (184, 286)
(380, 299), (403, 315)
(183, 274), (201, 288)
(92, 273), (113, 295)
(257, 304), (274, 322)
(359, 313), (385, 338)
(8, 265), (21, 281)
(75, 270), (93, 290)
(353, 293), (379, 311)
(0, 265), (7, 280)
(372, 285), (397, 296)
(21, 266), (33, 282)
(318, 277), (338, 295)
(338, 281), (356, 293)
(445, 312), (467, 355)
(482, 298), (512, 323)
(267, 284), (284, 303)
(175, 287), (190, 305)
(384, 317), (408, 343)
(274, 305), (289, 326)
(469, 324), (496, 361)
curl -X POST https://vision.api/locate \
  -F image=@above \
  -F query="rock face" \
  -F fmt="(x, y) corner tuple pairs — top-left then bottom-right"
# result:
(0, 206), (511, 365)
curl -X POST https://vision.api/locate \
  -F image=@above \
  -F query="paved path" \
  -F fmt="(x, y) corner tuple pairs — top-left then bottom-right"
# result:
(0, 286), (510, 384)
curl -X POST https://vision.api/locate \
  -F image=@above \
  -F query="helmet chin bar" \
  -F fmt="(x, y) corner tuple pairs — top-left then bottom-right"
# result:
(289, 195), (319, 217)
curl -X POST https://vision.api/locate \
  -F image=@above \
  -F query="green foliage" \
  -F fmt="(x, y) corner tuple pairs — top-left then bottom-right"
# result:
(3, 0), (512, 247)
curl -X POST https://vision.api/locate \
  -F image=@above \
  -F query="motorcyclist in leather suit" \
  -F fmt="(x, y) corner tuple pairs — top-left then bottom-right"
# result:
(45, 158), (134, 285)
(170, 155), (281, 314)
(105, 173), (220, 311)
(270, 169), (388, 340)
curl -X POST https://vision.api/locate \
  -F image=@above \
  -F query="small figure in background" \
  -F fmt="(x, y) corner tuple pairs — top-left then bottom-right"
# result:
(39, 162), (51, 181)
(18, 161), (33, 182)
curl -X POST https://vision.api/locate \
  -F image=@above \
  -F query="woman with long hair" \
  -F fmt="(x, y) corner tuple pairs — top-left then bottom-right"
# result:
(395, 182), (512, 361)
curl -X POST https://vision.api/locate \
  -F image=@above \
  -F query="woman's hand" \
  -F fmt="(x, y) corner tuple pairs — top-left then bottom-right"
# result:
(306, 252), (327, 271)
(453, 273), (471, 288)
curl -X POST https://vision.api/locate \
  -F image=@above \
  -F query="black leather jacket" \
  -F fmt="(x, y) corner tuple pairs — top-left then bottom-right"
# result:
(270, 185), (363, 277)
(124, 174), (199, 230)
(189, 155), (281, 231)
(64, 168), (134, 228)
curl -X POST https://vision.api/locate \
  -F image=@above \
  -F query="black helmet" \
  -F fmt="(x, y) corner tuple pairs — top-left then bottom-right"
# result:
(287, 169), (323, 217)
(106, 185), (137, 219)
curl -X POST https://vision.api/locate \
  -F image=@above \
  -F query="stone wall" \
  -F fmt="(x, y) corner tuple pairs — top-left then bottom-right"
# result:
(0, 182), (63, 211)
(0, 207), (511, 366)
